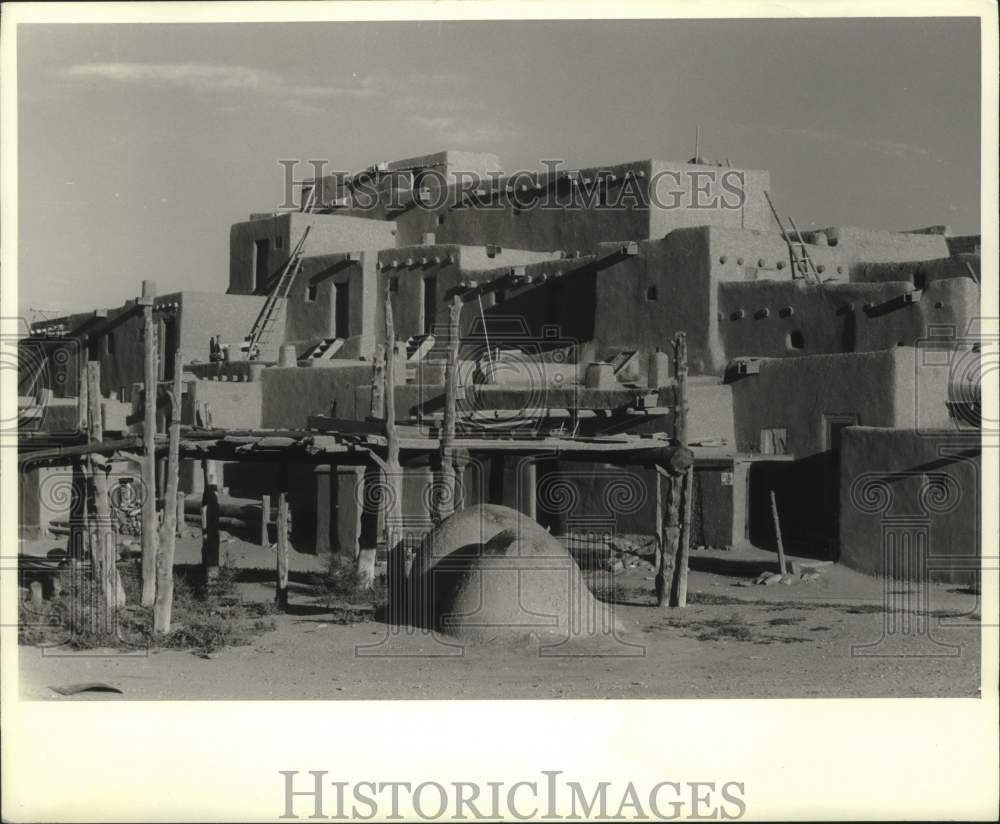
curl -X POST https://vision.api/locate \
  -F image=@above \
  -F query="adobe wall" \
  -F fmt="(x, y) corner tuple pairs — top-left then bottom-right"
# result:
(804, 226), (950, 265)
(283, 253), (380, 357)
(729, 347), (952, 458)
(850, 254), (980, 286)
(378, 244), (562, 345)
(228, 212), (396, 295)
(839, 427), (979, 584)
(179, 291), (274, 363)
(717, 277), (978, 362)
(187, 378), (263, 429)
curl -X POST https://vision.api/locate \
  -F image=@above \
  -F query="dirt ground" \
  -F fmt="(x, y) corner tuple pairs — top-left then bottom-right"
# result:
(17, 533), (982, 700)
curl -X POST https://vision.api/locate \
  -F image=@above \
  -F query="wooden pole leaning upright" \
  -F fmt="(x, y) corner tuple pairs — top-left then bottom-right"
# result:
(140, 280), (158, 607)
(356, 343), (385, 590)
(201, 459), (220, 580)
(384, 282), (406, 618)
(86, 361), (117, 631)
(437, 293), (463, 522)
(153, 351), (182, 633)
(668, 332), (692, 608)
(275, 462), (290, 610)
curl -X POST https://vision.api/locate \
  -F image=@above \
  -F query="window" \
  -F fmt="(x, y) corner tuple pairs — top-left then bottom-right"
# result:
(306, 284), (318, 302)
(646, 285), (658, 301)
(437, 214), (446, 226)
(759, 428), (788, 455)
(275, 236), (284, 250)
(105, 332), (114, 355)
(787, 329), (805, 350)
(334, 282), (350, 338)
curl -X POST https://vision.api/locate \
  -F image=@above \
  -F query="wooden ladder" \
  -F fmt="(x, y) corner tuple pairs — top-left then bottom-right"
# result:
(245, 226), (311, 360)
(763, 191), (821, 283)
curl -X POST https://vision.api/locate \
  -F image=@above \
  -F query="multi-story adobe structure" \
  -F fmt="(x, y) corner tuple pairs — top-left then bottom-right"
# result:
(20, 149), (982, 584)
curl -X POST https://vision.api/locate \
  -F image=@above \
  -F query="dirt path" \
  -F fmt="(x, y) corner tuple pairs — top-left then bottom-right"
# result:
(19, 539), (981, 701)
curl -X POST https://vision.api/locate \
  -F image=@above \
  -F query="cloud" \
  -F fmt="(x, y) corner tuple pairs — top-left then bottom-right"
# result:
(62, 62), (377, 98)
(770, 126), (930, 160)
(406, 114), (520, 146)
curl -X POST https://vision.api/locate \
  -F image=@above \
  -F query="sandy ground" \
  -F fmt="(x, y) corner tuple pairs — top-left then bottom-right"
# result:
(18, 533), (981, 700)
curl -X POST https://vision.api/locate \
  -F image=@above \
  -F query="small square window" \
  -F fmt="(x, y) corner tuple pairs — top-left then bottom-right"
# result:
(646, 285), (658, 301)
(276, 236), (284, 250)
(306, 285), (317, 302)
(437, 214), (446, 226)
(389, 277), (399, 293)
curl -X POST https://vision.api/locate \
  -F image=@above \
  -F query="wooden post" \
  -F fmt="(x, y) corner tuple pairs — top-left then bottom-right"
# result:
(86, 361), (118, 629)
(437, 293), (462, 521)
(654, 465), (665, 583)
(140, 280), (158, 607)
(275, 463), (290, 610)
(657, 332), (694, 608)
(356, 345), (386, 589)
(770, 490), (787, 575)
(370, 343), (386, 420)
(260, 494), (271, 546)
(670, 465), (695, 607)
(154, 351), (182, 633)
(201, 459), (220, 579)
(176, 490), (186, 537)
(384, 282), (406, 618)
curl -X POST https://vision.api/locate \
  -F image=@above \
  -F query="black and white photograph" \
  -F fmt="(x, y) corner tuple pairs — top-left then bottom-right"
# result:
(1, 2), (997, 821)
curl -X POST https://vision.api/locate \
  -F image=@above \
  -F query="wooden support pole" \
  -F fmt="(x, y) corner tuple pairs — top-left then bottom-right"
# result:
(520, 460), (537, 521)
(384, 281), (406, 619)
(437, 293), (462, 522)
(154, 351), (182, 633)
(658, 332), (693, 608)
(260, 494), (271, 546)
(275, 463), (290, 610)
(141, 281), (158, 607)
(770, 490), (787, 575)
(370, 343), (386, 420)
(356, 345), (386, 589)
(87, 360), (118, 629)
(201, 459), (220, 579)
(176, 490), (186, 537)
(670, 465), (694, 607)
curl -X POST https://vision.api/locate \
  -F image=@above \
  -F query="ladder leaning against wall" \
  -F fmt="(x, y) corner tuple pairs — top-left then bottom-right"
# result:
(244, 225), (311, 361)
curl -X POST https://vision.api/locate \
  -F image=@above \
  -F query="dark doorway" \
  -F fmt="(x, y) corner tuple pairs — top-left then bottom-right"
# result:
(422, 276), (437, 335)
(253, 239), (270, 292)
(334, 282), (350, 338)
(162, 318), (178, 380)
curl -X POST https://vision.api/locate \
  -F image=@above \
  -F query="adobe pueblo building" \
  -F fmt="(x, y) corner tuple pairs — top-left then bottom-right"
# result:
(21, 148), (982, 586)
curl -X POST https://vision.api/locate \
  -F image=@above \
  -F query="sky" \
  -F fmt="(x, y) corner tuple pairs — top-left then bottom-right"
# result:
(16, 18), (981, 318)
